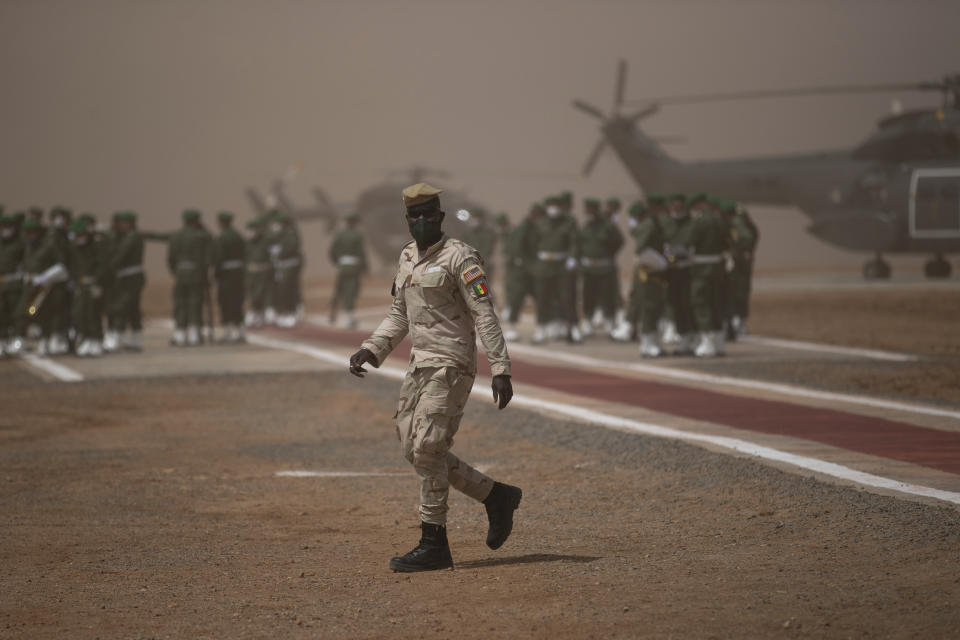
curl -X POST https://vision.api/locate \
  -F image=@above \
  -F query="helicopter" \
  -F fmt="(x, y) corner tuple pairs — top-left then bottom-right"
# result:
(245, 163), (341, 232)
(573, 61), (960, 279)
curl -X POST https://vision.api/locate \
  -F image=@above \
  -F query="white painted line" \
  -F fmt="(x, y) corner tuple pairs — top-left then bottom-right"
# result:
(276, 470), (408, 478)
(249, 333), (960, 507)
(21, 354), (84, 382)
(505, 342), (960, 421)
(738, 335), (916, 362)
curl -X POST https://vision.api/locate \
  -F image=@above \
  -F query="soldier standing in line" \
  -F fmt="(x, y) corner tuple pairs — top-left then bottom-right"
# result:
(501, 203), (541, 342)
(100, 213), (119, 352)
(603, 197), (629, 336)
(46, 207), (73, 354)
(243, 217), (271, 328)
(622, 201), (669, 356)
(9, 219), (70, 356)
(688, 193), (730, 357)
(663, 194), (696, 355)
(728, 203), (759, 338)
(348, 182), (521, 573)
(612, 201), (645, 343)
(270, 213), (302, 328)
(557, 191), (582, 343)
(328, 213), (368, 329)
(68, 218), (105, 357)
(531, 195), (577, 344)
(167, 209), (210, 346)
(106, 212), (146, 351)
(213, 211), (247, 343)
(0, 214), (25, 355)
(578, 198), (619, 337)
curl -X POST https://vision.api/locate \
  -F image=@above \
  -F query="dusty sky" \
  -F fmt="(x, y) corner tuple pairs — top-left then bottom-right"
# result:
(2, 0), (958, 274)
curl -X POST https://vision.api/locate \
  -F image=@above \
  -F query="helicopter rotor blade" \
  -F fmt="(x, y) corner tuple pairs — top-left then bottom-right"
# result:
(582, 138), (608, 177)
(623, 82), (934, 106)
(624, 102), (660, 124)
(651, 135), (687, 144)
(572, 99), (608, 121)
(614, 59), (628, 113)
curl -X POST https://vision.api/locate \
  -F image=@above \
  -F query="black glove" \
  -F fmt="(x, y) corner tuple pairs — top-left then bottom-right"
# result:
(491, 374), (513, 410)
(349, 348), (378, 378)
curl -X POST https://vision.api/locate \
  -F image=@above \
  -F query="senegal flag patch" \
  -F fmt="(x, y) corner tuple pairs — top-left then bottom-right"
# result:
(462, 265), (484, 284)
(472, 281), (489, 298)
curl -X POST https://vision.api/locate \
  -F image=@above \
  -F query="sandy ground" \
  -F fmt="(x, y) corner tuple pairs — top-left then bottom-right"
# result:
(2, 371), (959, 639)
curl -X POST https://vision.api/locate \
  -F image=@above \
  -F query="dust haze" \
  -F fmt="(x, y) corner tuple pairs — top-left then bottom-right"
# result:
(1, 0), (958, 276)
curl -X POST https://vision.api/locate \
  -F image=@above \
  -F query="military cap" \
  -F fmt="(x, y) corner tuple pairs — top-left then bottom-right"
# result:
(646, 193), (665, 205)
(606, 197), (621, 207)
(120, 211), (138, 222)
(559, 190), (573, 202)
(720, 200), (737, 214)
(182, 209), (202, 221)
(246, 216), (265, 229)
(688, 192), (708, 206)
(628, 201), (647, 218)
(217, 211), (235, 221)
(402, 183), (443, 208)
(495, 211), (509, 224)
(23, 219), (43, 231)
(668, 193), (687, 204)
(51, 206), (72, 218)
(78, 213), (97, 225)
(584, 198), (601, 209)
(69, 218), (89, 234)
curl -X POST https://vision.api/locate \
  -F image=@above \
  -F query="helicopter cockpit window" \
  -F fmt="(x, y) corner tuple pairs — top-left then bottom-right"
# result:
(910, 170), (960, 238)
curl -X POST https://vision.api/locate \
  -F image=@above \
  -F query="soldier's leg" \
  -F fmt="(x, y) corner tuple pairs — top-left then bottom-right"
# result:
(600, 270), (617, 321)
(690, 265), (712, 333)
(506, 268), (524, 324)
(581, 273), (599, 323)
(188, 283), (204, 328)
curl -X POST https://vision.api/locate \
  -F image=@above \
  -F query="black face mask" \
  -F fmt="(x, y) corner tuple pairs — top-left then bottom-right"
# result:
(408, 218), (443, 248)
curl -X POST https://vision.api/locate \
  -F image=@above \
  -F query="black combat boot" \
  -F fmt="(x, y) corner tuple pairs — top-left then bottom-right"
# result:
(483, 482), (523, 550)
(388, 522), (454, 572)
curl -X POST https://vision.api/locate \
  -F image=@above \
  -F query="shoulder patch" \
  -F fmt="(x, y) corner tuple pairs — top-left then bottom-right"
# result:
(472, 281), (489, 298)
(462, 265), (484, 284)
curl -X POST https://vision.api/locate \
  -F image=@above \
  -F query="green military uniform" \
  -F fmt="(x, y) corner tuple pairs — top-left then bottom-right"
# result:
(603, 198), (628, 327)
(728, 205), (758, 336)
(14, 220), (70, 354)
(269, 214), (302, 326)
(108, 212), (146, 350)
(689, 193), (730, 357)
(167, 209), (210, 345)
(664, 194), (696, 354)
(0, 215), (25, 352)
(46, 207), (73, 353)
(531, 197), (578, 343)
(328, 214), (368, 328)
(618, 201), (669, 354)
(502, 205), (541, 339)
(213, 212), (247, 342)
(461, 212), (498, 282)
(68, 219), (106, 356)
(578, 198), (620, 332)
(559, 192), (582, 341)
(244, 217), (272, 327)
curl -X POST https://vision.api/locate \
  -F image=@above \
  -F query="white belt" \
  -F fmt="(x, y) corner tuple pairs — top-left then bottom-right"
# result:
(580, 257), (613, 267)
(537, 251), (568, 261)
(116, 265), (143, 278)
(276, 257), (301, 269)
(220, 260), (244, 270)
(691, 254), (723, 264)
(338, 255), (361, 266)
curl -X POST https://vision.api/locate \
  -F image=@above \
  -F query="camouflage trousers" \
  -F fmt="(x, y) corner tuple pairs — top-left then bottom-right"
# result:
(394, 365), (494, 525)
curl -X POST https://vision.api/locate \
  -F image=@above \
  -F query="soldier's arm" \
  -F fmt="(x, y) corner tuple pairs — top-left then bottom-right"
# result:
(456, 256), (511, 377)
(359, 274), (409, 367)
(358, 236), (369, 274)
(166, 234), (177, 274)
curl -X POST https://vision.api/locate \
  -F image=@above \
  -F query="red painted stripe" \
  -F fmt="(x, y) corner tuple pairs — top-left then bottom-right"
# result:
(266, 325), (960, 476)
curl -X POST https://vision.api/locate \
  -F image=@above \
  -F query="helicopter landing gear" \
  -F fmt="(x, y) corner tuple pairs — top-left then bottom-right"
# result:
(924, 253), (952, 279)
(862, 252), (891, 280)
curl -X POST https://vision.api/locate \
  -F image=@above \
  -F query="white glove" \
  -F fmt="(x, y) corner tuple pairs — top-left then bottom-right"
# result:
(724, 253), (735, 273)
(269, 244), (281, 258)
(565, 257), (578, 271)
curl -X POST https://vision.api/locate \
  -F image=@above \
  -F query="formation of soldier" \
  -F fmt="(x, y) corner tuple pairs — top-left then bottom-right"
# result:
(0, 206), (145, 358)
(488, 191), (759, 358)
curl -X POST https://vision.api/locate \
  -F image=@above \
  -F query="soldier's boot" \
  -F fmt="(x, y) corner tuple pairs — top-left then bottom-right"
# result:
(673, 333), (695, 356)
(171, 329), (186, 347)
(639, 333), (663, 358)
(35, 338), (49, 357)
(102, 330), (120, 352)
(502, 324), (519, 342)
(567, 324), (583, 345)
(235, 325), (247, 344)
(87, 340), (103, 357)
(187, 326), (201, 346)
(346, 312), (357, 330)
(694, 332), (717, 358)
(75, 339), (91, 357)
(483, 482), (523, 550)
(713, 331), (726, 356)
(580, 319), (594, 338)
(244, 310), (257, 327)
(610, 320), (633, 342)
(6, 337), (24, 356)
(590, 307), (604, 330)
(48, 333), (69, 355)
(388, 522), (454, 573)
(531, 325), (547, 344)
(128, 331), (143, 351)
(661, 320), (679, 346)
(264, 307), (277, 325)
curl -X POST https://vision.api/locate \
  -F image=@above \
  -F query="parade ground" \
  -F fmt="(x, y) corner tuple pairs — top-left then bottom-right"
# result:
(2, 279), (960, 638)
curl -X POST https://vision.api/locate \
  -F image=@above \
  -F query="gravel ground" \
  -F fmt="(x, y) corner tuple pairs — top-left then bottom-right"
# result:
(2, 371), (959, 639)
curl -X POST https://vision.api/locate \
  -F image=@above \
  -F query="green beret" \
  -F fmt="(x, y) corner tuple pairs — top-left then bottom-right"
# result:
(23, 219), (43, 231)
(688, 192), (708, 205)
(495, 212), (509, 224)
(646, 193), (665, 205)
(117, 211), (137, 222)
(246, 217), (264, 229)
(78, 213), (97, 226)
(720, 200), (737, 214)
(584, 198), (601, 209)
(69, 218), (89, 234)
(668, 193), (687, 204)
(217, 211), (235, 221)
(628, 201), (647, 218)
(530, 202), (545, 213)
(606, 198), (621, 207)
(182, 209), (201, 221)
(51, 206), (72, 218)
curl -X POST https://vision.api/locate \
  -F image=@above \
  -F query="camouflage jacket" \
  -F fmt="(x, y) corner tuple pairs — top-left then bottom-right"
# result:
(361, 235), (511, 377)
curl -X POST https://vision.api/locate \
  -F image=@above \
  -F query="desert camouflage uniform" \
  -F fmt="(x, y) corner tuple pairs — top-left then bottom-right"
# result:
(361, 235), (511, 526)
